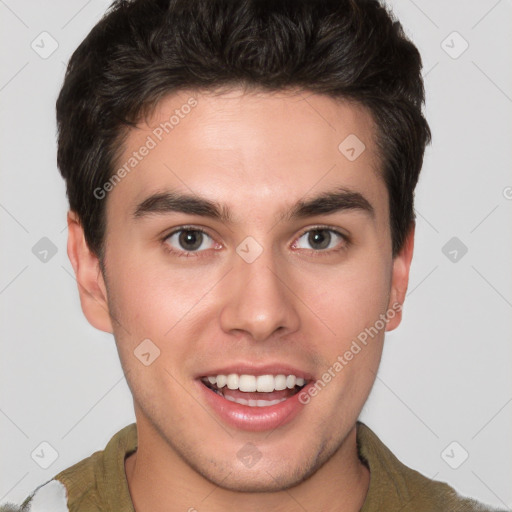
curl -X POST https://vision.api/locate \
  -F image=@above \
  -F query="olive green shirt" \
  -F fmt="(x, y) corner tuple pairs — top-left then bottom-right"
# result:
(5, 421), (503, 511)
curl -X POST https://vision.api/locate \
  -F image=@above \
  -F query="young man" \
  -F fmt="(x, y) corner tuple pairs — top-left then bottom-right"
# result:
(1, 0), (504, 511)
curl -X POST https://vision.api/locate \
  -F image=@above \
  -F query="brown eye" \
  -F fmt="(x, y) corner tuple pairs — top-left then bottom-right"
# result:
(307, 229), (332, 250)
(294, 228), (347, 252)
(178, 230), (203, 251)
(165, 228), (215, 253)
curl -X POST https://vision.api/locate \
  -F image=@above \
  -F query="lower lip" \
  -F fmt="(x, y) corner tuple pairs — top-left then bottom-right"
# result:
(197, 380), (310, 432)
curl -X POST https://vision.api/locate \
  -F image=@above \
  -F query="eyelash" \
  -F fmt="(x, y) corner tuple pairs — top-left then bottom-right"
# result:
(161, 225), (350, 259)
(294, 226), (350, 257)
(162, 226), (216, 259)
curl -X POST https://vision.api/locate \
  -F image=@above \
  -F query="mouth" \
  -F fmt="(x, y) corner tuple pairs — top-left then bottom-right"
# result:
(197, 370), (313, 431)
(200, 373), (309, 407)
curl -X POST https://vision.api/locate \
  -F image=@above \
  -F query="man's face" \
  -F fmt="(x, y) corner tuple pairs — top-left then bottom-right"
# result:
(75, 88), (412, 491)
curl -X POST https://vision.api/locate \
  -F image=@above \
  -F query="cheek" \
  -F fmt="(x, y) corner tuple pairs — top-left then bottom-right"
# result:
(105, 255), (221, 375)
(296, 257), (392, 340)
(106, 254), (204, 332)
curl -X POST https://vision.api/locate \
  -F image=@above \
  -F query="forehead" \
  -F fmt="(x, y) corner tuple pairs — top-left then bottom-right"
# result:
(106, 88), (385, 224)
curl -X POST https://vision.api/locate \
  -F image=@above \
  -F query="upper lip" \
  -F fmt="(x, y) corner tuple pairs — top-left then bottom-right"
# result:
(196, 364), (314, 381)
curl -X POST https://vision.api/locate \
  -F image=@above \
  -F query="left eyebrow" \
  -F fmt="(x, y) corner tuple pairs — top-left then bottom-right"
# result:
(284, 186), (374, 221)
(131, 186), (374, 223)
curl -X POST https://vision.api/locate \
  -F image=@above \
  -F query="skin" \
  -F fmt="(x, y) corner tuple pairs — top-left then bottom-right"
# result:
(67, 87), (414, 512)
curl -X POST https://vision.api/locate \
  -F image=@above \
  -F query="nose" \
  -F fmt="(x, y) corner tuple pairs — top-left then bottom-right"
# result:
(218, 247), (301, 342)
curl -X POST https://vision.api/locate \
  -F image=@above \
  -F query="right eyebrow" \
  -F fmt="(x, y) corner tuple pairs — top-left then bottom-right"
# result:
(132, 191), (233, 223)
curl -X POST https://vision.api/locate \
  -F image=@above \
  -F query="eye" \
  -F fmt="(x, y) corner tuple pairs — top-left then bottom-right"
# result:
(292, 227), (348, 253)
(163, 227), (217, 256)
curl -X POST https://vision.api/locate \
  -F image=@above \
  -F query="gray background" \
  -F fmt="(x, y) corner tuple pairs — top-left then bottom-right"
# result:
(1, 0), (511, 508)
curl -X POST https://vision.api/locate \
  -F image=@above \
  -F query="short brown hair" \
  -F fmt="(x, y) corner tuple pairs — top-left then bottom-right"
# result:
(56, 0), (431, 260)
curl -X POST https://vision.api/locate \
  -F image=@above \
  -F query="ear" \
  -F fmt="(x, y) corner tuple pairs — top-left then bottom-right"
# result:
(385, 223), (415, 332)
(66, 210), (113, 333)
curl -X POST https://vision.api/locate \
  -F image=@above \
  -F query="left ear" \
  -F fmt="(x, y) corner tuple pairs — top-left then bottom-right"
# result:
(386, 223), (415, 332)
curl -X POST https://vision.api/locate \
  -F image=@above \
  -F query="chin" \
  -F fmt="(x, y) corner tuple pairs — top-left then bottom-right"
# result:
(203, 466), (308, 493)
(194, 442), (331, 494)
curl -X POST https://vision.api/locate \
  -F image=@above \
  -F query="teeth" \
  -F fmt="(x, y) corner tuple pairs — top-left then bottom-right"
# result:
(274, 374), (287, 390)
(226, 374), (239, 390)
(239, 375), (257, 392)
(256, 374), (274, 392)
(203, 373), (307, 392)
(286, 375), (296, 388)
(224, 394), (248, 405)
(224, 395), (287, 407)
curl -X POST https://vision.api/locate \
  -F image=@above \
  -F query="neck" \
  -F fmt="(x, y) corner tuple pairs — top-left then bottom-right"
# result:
(125, 421), (369, 512)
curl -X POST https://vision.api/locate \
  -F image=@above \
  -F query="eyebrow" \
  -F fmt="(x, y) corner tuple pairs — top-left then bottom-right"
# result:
(132, 186), (374, 224)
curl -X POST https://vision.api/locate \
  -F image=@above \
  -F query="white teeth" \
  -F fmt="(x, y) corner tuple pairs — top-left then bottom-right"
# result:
(286, 374), (296, 389)
(274, 374), (287, 390)
(226, 374), (239, 390)
(203, 373), (307, 392)
(224, 395), (287, 407)
(239, 375), (257, 392)
(216, 374), (227, 388)
(224, 395), (248, 405)
(256, 374), (275, 392)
